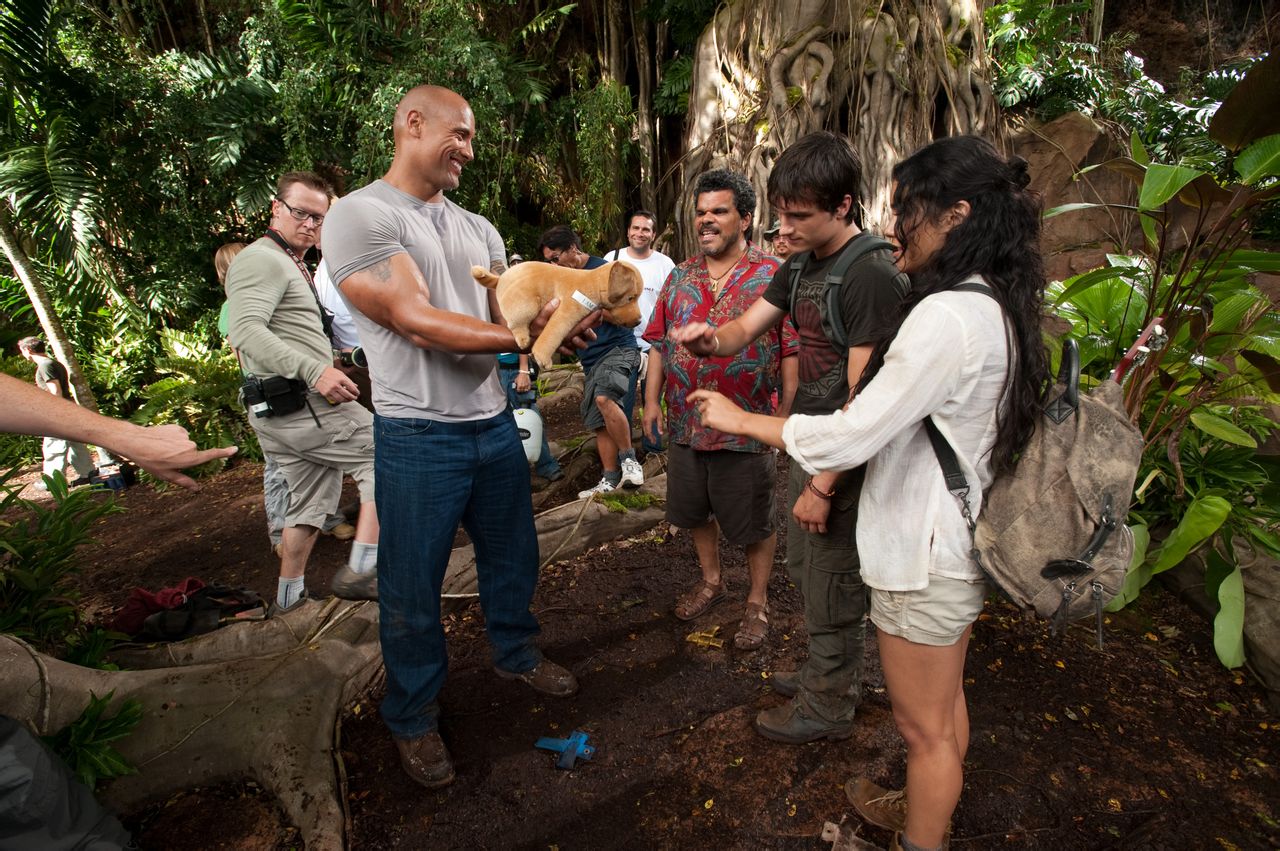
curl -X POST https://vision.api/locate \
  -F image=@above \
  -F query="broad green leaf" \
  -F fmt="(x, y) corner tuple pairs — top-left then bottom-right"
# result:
(1248, 524), (1280, 558)
(1235, 134), (1280, 184)
(1203, 291), (1254, 332)
(1106, 522), (1151, 612)
(1129, 131), (1149, 166)
(1204, 545), (1236, 602)
(1212, 566), (1246, 668)
(1053, 265), (1130, 305)
(1149, 495), (1231, 574)
(1189, 411), (1258, 447)
(1140, 211), (1158, 248)
(1138, 163), (1202, 211)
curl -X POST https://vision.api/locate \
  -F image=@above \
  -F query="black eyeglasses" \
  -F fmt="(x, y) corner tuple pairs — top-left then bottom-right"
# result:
(276, 197), (325, 225)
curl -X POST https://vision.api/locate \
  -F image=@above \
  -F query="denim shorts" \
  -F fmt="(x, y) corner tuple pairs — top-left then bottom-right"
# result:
(869, 575), (987, 647)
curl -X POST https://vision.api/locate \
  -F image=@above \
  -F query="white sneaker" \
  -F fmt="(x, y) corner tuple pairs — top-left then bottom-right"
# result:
(620, 457), (645, 489)
(578, 477), (617, 499)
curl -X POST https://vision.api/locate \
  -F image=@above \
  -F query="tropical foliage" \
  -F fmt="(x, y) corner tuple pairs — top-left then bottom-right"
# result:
(1048, 53), (1280, 667)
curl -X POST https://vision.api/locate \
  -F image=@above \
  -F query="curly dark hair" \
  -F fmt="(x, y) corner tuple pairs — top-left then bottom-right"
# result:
(858, 135), (1049, 476)
(693, 169), (756, 220)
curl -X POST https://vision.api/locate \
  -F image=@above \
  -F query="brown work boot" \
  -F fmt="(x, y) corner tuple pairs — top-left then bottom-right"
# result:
(395, 733), (454, 789)
(494, 658), (579, 697)
(769, 670), (801, 697)
(754, 699), (853, 744)
(847, 776), (907, 832)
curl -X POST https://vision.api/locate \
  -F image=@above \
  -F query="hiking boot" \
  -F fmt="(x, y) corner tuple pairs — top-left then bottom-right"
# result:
(754, 699), (853, 744)
(847, 776), (907, 833)
(620, 456), (645, 489)
(769, 670), (801, 697)
(324, 522), (357, 541)
(395, 733), (455, 789)
(267, 589), (309, 617)
(494, 658), (579, 697)
(331, 566), (378, 601)
(578, 477), (617, 499)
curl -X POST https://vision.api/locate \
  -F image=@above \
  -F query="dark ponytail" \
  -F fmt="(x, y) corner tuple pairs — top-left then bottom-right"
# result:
(857, 136), (1049, 475)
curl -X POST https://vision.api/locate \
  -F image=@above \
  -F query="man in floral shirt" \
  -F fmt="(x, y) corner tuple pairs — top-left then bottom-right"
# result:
(642, 169), (798, 651)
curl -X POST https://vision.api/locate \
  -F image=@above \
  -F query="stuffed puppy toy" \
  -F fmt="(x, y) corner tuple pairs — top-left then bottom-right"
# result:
(472, 261), (644, 369)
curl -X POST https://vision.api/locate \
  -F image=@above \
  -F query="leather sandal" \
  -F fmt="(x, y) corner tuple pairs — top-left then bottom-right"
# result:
(673, 579), (726, 621)
(733, 602), (769, 650)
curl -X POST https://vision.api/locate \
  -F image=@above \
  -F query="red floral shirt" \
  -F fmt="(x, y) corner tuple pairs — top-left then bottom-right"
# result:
(642, 243), (798, 453)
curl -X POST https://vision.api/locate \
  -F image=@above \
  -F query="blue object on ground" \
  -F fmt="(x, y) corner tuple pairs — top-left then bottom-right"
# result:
(534, 729), (596, 769)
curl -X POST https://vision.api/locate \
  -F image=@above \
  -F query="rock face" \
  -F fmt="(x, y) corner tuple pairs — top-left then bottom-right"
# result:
(1011, 112), (1141, 282)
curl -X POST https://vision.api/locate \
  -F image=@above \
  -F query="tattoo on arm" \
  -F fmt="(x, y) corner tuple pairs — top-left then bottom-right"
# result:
(490, 261), (508, 275)
(370, 258), (393, 283)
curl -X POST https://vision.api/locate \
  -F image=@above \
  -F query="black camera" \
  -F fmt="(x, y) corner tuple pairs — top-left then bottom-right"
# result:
(241, 375), (308, 418)
(337, 346), (368, 369)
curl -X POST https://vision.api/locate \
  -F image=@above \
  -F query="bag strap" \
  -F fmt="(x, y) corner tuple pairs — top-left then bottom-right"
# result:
(264, 229), (337, 348)
(786, 234), (897, 351)
(923, 279), (998, 534)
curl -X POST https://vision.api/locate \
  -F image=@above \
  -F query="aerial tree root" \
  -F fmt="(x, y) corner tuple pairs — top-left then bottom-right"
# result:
(0, 598), (381, 851)
(0, 473), (670, 848)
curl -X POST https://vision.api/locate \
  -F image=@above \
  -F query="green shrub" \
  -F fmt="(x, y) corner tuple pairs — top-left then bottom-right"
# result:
(42, 691), (142, 790)
(0, 467), (122, 659)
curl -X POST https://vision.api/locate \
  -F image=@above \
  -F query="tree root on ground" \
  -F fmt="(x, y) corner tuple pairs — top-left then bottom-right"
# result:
(1, 599), (381, 851)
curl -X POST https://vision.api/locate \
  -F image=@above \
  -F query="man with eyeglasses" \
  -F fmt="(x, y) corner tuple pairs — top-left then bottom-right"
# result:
(225, 171), (381, 615)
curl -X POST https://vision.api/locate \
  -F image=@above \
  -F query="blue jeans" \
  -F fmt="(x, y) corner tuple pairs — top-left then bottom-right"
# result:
(498, 366), (561, 478)
(375, 411), (543, 739)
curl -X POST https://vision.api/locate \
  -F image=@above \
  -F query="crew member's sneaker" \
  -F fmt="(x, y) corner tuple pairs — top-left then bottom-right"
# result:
(620, 457), (645, 489)
(494, 658), (579, 697)
(331, 566), (378, 601)
(846, 776), (908, 833)
(395, 733), (455, 789)
(267, 589), (309, 617)
(578, 477), (617, 499)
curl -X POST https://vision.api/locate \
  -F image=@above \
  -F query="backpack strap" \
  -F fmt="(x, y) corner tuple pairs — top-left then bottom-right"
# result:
(786, 251), (813, 321)
(923, 280), (997, 533)
(786, 234), (899, 352)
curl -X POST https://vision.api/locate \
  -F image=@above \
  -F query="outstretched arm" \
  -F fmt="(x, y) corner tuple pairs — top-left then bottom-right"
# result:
(670, 298), (786, 357)
(1, 374), (237, 490)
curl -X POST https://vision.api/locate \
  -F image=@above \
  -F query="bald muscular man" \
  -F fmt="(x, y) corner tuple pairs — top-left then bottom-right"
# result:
(323, 85), (597, 789)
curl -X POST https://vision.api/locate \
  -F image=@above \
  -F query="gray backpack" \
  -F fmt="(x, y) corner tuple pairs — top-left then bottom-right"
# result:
(926, 284), (1142, 646)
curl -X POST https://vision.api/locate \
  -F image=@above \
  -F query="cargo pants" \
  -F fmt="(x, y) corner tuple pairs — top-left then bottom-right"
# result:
(786, 461), (868, 724)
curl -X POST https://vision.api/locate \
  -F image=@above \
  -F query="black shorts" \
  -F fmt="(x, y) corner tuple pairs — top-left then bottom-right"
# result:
(666, 443), (777, 546)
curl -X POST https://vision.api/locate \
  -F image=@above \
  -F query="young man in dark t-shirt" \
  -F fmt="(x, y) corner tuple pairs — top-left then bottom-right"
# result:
(671, 132), (907, 744)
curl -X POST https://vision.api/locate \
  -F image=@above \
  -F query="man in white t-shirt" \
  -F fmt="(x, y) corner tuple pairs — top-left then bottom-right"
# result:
(605, 210), (674, 452)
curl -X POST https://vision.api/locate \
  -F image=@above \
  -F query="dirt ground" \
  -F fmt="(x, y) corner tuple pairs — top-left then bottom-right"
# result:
(22, 408), (1279, 850)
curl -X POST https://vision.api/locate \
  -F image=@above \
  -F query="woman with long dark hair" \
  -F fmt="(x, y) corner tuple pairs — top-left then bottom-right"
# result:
(688, 135), (1049, 851)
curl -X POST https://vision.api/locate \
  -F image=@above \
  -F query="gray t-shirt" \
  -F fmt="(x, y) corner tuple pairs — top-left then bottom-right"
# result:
(322, 181), (507, 421)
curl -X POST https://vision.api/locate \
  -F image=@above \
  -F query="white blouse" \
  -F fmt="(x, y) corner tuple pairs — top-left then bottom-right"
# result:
(781, 280), (1010, 591)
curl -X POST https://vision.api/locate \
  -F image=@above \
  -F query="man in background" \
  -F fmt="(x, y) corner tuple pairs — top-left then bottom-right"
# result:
(538, 225), (644, 497)
(17, 337), (95, 491)
(605, 210), (674, 454)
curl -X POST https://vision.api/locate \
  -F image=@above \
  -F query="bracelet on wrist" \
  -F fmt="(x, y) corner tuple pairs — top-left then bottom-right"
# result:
(807, 479), (835, 500)
(517, 369), (530, 374)
(712, 333), (721, 356)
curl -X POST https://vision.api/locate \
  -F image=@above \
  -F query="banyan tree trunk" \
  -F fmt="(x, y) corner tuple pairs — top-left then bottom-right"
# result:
(680, 0), (995, 252)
